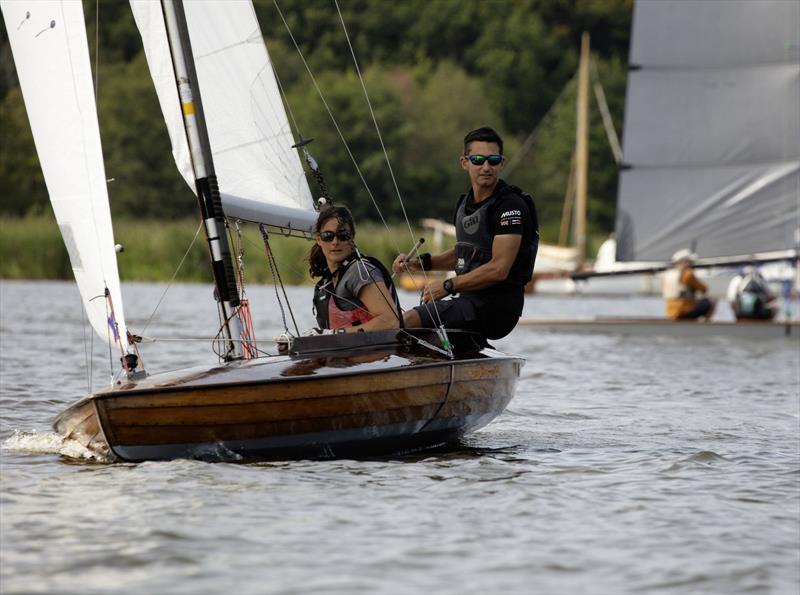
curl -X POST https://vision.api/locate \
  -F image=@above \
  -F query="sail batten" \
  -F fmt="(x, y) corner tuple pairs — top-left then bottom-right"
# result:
(131, 0), (315, 233)
(615, 0), (800, 262)
(1, 0), (128, 351)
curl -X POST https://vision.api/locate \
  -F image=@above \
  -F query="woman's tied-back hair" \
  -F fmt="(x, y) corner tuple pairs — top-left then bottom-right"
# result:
(308, 205), (356, 278)
(463, 126), (504, 155)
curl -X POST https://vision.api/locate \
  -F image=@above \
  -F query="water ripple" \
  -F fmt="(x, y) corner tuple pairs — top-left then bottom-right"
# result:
(1, 281), (799, 594)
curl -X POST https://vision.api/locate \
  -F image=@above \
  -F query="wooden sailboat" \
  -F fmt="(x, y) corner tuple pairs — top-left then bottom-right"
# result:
(2, 0), (523, 462)
(520, 0), (800, 335)
(53, 330), (522, 462)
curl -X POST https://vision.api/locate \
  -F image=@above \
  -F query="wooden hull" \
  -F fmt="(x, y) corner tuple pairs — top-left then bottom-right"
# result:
(54, 331), (523, 462)
(518, 317), (800, 340)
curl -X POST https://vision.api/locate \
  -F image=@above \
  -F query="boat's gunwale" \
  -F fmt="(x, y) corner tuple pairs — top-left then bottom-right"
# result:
(88, 346), (522, 401)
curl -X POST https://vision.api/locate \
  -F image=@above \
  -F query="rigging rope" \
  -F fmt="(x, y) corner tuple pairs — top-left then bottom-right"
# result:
(333, 0), (415, 247)
(503, 70), (579, 176)
(271, 0), (398, 248)
(269, 1), (458, 356)
(590, 57), (623, 164)
(259, 224), (300, 336)
(139, 221), (204, 336)
(332, 1), (450, 344)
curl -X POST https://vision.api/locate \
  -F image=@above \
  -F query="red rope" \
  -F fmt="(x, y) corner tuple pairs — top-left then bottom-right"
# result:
(237, 299), (258, 360)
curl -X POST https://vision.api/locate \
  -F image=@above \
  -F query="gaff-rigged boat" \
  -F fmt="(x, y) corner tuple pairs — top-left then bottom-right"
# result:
(2, 0), (523, 462)
(521, 0), (800, 335)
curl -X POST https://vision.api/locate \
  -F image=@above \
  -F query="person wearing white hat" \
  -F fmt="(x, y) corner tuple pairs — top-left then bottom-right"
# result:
(661, 249), (716, 320)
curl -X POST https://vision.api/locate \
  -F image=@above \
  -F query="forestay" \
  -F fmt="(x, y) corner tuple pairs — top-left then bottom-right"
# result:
(130, 0), (316, 233)
(1, 0), (128, 350)
(615, 0), (800, 262)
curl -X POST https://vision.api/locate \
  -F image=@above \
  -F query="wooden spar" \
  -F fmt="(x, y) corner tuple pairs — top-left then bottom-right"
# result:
(574, 31), (590, 269)
(571, 249), (799, 280)
(160, 0), (243, 359)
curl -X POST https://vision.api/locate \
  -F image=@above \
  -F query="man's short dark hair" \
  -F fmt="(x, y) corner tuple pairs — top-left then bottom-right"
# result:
(463, 127), (503, 155)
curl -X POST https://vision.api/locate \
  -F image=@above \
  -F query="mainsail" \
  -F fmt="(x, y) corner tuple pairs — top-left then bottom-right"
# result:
(1, 0), (129, 350)
(130, 0), (316, 233)
(615, 0), (800, 262)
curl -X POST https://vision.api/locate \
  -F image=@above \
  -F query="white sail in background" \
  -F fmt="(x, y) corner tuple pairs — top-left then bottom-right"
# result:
(130, 0), (317, 233)
(615, 0), (800, 262)
(1, 0), (128, 350)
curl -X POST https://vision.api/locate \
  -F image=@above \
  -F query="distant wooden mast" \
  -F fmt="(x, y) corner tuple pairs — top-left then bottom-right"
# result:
(574, 31), (591, 269)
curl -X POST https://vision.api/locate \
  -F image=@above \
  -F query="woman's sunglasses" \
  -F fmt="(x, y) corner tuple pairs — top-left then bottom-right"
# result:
(466, 154), (503, 167)
(319, 229), (352, 242)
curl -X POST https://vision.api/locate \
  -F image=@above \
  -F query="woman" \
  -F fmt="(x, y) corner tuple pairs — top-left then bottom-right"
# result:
(309, 206), (401, 332)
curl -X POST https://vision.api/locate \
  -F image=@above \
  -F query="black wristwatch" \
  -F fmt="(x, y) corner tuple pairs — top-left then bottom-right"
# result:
(443, 278), (456, 295)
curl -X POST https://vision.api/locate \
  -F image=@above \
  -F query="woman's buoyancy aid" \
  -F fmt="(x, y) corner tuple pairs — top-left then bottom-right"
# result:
(312, 257), (402, 330)
(453, 183), (538, 286)
(662, 267), (695, 300)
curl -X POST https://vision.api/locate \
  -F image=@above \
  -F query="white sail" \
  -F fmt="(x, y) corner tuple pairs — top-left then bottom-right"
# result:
(1, 0), (128, 351)
(615, 0), (800, 262)
(130, 0), (317, 233)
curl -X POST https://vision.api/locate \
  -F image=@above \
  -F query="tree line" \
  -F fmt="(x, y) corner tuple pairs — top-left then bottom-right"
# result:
(0, 0), (632, 245)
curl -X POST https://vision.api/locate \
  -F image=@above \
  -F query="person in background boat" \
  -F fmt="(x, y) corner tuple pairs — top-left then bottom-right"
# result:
(726, 267), (778, 321)
(392, 126), (538, 340)
(662, 249), (716, 321)
(308, 205), (402, 333)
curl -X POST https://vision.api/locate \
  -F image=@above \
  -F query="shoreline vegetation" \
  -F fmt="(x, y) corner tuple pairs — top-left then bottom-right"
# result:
(1, 214), (608, 285)
(0, 214), (418, 286)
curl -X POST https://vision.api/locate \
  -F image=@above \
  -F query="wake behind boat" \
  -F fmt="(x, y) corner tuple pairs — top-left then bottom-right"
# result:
(2, 0), (523, 462)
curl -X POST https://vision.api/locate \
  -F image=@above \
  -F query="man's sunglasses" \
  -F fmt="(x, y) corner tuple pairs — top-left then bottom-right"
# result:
(465, 154), (503, 167)
(319, 229), (352, 242)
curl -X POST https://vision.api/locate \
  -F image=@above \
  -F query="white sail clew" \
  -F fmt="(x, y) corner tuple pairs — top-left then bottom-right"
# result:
(1, 0), (128, 351)
(130, 0), (316, 234)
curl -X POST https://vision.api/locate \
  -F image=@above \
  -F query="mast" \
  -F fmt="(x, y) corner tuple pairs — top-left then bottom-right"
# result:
(573, 31), (590, 269)
(160, 0), (243, 359)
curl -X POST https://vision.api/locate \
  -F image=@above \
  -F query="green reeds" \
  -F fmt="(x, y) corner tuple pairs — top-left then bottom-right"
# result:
(0, 214), (420, 285)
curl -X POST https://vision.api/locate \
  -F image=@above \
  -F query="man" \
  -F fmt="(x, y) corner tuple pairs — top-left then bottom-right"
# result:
(726, 267), (778, 320)
(392, 126), (538, 340)
(662, 249), (716, 320)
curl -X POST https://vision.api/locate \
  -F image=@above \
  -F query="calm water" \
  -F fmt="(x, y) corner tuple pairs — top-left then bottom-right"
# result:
(1, 280), (798, 594)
